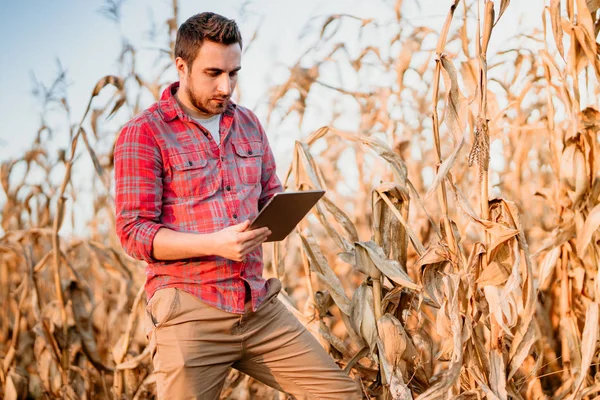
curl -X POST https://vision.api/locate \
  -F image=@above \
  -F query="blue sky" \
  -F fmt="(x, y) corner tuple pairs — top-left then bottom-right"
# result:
(0, 1), (116, 150)
(0, 0), (543, 235)
(0, 0), (542, 159)
(0, 0), (357, 157)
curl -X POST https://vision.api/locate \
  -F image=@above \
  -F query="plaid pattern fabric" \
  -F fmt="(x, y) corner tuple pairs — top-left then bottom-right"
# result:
(114, 82), (282, 313)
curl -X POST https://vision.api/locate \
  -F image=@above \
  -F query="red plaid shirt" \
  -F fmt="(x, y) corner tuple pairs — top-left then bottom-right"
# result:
(114, 82), (282, 313)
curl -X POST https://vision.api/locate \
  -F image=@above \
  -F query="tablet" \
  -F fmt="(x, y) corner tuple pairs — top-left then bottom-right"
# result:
(249, 190), (326, 242)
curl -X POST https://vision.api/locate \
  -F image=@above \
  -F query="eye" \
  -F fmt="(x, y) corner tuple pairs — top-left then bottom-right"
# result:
(207, 71), (220, 77)
(230, 71), (238, 77)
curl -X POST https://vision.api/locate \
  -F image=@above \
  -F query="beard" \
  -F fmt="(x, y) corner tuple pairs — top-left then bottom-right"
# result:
(186, 85), (230, 116)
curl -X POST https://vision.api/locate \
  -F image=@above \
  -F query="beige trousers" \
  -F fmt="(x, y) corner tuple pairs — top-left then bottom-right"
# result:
(145, 279), (363, 399)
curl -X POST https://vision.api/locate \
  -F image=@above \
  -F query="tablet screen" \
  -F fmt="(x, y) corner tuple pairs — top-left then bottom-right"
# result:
(249, 190), (325, 242)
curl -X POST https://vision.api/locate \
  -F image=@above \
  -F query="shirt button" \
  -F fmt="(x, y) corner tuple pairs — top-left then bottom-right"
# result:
(248, 150), (253, 155)
(187, 160), (193, 166)
(226, 185), (231, 191)
(221, 156), (225, 161)
(240, 270), (244, 276)
(233, 214), (238, 219)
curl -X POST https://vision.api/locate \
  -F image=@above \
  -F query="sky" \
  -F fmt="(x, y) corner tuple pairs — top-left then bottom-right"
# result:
(0, 0), (544, 235)
(0, 0), (543, 158)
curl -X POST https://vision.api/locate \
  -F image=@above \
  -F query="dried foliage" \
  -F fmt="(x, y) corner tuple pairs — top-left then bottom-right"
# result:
(3, 0), (600, 399)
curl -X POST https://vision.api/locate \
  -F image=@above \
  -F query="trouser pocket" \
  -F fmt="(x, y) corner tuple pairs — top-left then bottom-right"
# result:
(144, 288), (180, 361)
(146, 288), (181, 329)
(265, 278), (282, 303)
(256, 278), (282, 313)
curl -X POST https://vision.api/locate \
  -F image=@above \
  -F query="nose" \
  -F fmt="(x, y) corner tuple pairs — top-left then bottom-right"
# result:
(217, 74), (231, 97)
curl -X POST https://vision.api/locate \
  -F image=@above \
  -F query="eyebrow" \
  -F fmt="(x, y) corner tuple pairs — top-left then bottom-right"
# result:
(205, 66), (242, 74)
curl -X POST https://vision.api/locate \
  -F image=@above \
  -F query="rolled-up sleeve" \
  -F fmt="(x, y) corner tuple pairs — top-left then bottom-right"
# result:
(256, 120), (283, 210)
(114, 122), (165, 263)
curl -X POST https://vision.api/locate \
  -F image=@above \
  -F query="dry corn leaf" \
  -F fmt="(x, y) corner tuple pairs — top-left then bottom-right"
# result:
(471, 369), (500, 400)
(417, 243), (453, 306)
(495, 0), (511, 25)
(426, 56), (468, 198)
(588, 0), (600, 12)
(576, 203), (600, 256)
(435, 298), (454, 359)
(355, 241), (419, 290)
(288, 141), (326, 190)
(481, 1), (495, 56)
(377, 313), (419, 372)
(483, 244), (522, 334)
(330, 129), (408, 184)
(321, 196), (359, 242)
(89, 75), (126, 120)
(372, 184), (410, 265)
(447, 181), (520, 254)
(395, 38), (420, 88)
(577, 0), (597, 42)
(538, 247), (561, 290)
(388, 371), (413, 400)
(299, 233), (353, 316)
(354, 241), (381, 278)
(504, 200), (536, 317)
(490, 349), (508, 400)
(350, 283), (378, 353)
(378, 317), (404, 365)
(477, 257), (511, 287)
(533, 221), (576, 256)
(3, 369), (28, 400)
(320, 15), (342, 39)
(91, 75), (124, 97)
(569, 302), (598, 398)
(417, 275), (463, 400)
(374, 188), (425, 257)
(550, 1), (566, 59)
(440, 56), (468, 142)
(79, 127), (108, 186)
(69, 282), (113, 373)
(313, 202), (354, 253)
(33, 330), (61, 395)
(311, 195), (358, 254)
(435, 0), (460, 54)
(561, 315), (583, 379)
(319, 324), (352, 358)
(507, 317), (538, 380)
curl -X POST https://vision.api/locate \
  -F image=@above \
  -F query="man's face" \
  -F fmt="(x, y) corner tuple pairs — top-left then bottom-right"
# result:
(177, 41), (241, 117)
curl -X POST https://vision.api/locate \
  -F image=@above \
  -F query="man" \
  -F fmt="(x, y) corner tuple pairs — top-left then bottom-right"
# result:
(114, 12), (363, 399)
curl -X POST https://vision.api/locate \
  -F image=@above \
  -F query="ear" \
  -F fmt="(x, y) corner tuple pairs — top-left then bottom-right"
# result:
(175, 57), (187, 78)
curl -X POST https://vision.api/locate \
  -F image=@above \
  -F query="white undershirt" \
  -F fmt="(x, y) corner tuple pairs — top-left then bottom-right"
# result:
(194, 114), (221, 145)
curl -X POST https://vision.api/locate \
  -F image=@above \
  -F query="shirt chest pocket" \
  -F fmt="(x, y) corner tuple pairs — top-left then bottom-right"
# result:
(169, 151), (221, 199)
(232, 141), (263, 186)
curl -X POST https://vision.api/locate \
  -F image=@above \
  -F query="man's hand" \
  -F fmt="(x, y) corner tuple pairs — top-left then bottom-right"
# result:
(213, 220), (271, 262)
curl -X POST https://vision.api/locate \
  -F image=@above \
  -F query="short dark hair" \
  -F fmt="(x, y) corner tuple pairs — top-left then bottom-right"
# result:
(174, 12), (243, 67)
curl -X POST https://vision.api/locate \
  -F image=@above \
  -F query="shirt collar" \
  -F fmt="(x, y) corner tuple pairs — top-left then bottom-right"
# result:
(158, 82), (237, 122)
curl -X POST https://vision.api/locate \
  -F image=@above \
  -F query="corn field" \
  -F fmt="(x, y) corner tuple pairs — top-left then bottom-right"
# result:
(2, 0), (600, 398)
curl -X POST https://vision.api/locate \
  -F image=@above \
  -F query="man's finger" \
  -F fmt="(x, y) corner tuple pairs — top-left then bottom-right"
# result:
(238, 227), (270, 243)
(240, 235), (267, 254)
(241, 234), (269, 255)
(245, 232), (269, 249)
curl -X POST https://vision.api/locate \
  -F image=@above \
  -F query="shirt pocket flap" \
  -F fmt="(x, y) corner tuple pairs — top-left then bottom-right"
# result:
(233, 141), (264, 158)
(170, 151), (208, 171)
